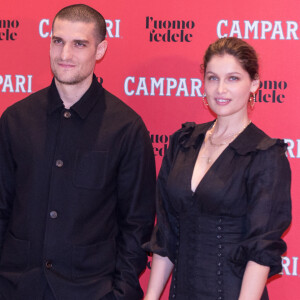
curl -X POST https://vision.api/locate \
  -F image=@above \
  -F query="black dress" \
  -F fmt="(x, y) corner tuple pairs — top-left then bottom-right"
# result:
(144, 121), (292, 300)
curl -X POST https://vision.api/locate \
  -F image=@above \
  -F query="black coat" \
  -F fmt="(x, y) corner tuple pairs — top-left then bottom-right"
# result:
(0, 76), (156, 300)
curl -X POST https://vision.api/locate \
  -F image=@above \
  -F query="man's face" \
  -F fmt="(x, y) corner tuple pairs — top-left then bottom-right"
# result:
(50, 18), (106, 86)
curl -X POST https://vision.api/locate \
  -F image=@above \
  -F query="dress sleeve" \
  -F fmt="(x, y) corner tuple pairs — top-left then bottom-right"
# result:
(143, 123), (195, 264)
(230, 140), (292, 278)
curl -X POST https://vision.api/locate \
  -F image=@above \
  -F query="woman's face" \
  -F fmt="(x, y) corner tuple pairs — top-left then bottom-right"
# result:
(204, 54), (259, 119)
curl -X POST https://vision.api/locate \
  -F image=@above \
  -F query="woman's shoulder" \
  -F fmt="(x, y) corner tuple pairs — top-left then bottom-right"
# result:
(170, 121), (213, 150)
(229, 122), (287, 156)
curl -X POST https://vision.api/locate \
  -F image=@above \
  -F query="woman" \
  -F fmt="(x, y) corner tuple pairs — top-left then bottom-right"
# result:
(143, 37), (292, 300)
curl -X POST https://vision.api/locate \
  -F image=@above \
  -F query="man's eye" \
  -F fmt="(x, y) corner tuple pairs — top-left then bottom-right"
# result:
(75, 42), (86, 47)
(53, 39), (62, 44)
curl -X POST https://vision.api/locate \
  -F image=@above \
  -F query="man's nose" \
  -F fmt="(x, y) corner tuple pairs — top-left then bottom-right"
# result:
(61, 44), (72, 60)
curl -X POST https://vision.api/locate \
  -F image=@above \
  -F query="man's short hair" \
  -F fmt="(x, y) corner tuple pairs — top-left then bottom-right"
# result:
(52, 4), (106, 43)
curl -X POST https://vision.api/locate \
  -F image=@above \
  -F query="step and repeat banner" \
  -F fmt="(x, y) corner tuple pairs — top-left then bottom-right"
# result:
(1, 0), (299, 298)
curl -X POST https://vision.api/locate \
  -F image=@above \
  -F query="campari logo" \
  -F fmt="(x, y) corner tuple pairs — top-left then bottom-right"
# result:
(217, 20), (299, 40)
(281, 256), (299, 276)
(146, 16), (195, 42)
(0, 75), (32, 93)
(124, 76), (203, 98)
(39, 19), (121, 38)
(257, 80), (287, 104)
(0, 20), (19, 41)
(285, 139), (300, 159)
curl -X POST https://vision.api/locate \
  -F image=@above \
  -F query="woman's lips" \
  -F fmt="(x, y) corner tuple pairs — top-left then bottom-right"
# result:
(215, 98), (231, 105)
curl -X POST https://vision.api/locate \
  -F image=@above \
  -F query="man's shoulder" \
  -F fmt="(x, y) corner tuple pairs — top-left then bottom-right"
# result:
(4, 86), (50, 116)
(103, 88), (141, 122)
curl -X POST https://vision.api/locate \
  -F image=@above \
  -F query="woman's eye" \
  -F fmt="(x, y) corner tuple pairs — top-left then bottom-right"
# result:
(208, 76), (218, 81)
(229, 76), (239, 81)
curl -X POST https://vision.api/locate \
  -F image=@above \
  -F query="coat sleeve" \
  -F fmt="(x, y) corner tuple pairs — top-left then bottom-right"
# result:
(230, 140), (292, 278)
(0, 110), (15, 254)
(111, 117), (156, 300)
(143, 123), (196, 264)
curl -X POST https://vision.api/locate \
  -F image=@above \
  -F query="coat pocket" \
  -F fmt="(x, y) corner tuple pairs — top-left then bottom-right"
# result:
(73, 150), (108, 190)
(0, 232), (30, 271)
(72, 239), (116, 280)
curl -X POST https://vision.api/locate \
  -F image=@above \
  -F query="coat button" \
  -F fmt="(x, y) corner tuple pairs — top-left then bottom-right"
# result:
(45, 260), (52, 269)
(63, 111), (71, 118)
(50, 211), (58, 219)
(56, 160), (63, 167)
(217, 235), (223, 239)
(217, 226), (222, 231)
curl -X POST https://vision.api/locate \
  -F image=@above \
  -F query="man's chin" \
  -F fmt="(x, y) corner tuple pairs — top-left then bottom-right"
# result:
(54, 75), (83, 86)
(52, 69), (92, 86)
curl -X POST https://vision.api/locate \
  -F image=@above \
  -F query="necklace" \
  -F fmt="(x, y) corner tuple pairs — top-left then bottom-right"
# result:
(198, 120), (251, 165)
(199, 156), (213, 164)
(208, 120), (251, 147)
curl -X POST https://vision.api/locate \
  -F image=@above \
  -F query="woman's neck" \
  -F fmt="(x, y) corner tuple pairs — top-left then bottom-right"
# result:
(212, 115), (251, 138)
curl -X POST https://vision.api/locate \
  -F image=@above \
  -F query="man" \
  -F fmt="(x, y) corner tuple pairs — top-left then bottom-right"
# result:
(0, 4), (155, 300)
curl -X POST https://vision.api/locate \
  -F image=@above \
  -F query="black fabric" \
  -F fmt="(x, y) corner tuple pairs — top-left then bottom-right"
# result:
(144, 121), (291, 300)
(0, 75), (156, 300)
(43, 284), (56, 300)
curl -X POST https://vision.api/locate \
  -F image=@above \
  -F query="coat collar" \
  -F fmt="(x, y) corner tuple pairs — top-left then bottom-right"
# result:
(47, 74), (104, 119)
(178, 121), (279, 155)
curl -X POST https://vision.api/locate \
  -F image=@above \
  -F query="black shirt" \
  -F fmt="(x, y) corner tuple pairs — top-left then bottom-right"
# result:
(0, 75), (156, 300)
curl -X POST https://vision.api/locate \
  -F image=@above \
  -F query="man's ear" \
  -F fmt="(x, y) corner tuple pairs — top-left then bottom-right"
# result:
(96, 40), (108, 61)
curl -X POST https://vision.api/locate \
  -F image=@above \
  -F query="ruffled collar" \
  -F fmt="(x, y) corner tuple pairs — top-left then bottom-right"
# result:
(178, 122), (209, 149)
(178, 121), (283, 155)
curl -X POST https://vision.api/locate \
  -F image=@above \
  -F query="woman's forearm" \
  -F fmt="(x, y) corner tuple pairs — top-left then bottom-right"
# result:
(238, 260), (270, 300)
(144, 253), (174, 300)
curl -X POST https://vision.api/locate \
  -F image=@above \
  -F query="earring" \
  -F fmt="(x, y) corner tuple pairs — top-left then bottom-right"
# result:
(202, 93), (209, 107)
(249, 92), (256, 109)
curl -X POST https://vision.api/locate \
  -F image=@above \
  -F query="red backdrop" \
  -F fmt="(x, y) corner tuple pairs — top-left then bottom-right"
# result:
(1, 0), (299, 298)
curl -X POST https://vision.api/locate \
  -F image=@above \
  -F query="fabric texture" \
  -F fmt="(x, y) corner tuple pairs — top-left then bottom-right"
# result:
(0, 75), (156, 300)
(144, 121), (292, 300)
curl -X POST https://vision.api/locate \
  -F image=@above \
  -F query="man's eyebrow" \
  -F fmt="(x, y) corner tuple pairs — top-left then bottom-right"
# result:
(51, 35), (62, 40)
(73, 39), (89, 44)
(51, 36), (90, 44)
